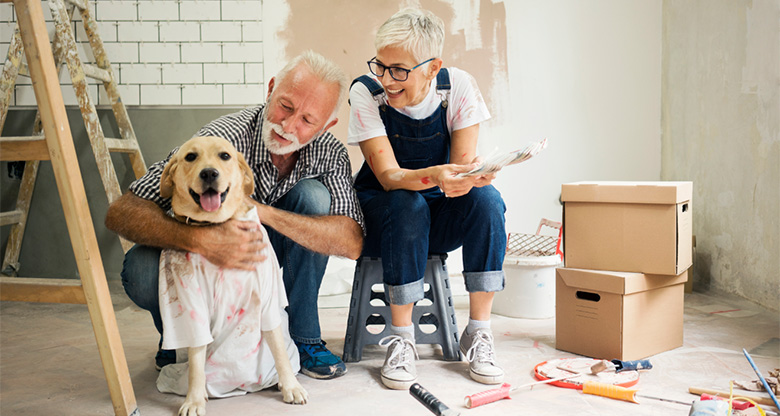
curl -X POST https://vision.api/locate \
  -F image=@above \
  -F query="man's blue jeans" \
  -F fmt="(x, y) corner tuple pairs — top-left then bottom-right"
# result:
(121, 179), (331, 346)
(358, 185), (507, 305)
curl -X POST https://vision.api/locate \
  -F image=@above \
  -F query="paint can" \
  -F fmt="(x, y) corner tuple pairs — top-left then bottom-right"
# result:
(688, 399), (729, 416)
(492, 254), (561, 319)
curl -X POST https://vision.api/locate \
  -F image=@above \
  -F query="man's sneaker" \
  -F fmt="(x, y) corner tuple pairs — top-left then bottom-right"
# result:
(297, 341), (347, 380)
(459, 328), (504, 384)
(155, 348), (176, 371)
(378, 333), (418, 390)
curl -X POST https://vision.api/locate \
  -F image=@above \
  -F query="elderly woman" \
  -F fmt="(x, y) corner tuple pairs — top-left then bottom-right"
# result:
(347, 8), (507, 390)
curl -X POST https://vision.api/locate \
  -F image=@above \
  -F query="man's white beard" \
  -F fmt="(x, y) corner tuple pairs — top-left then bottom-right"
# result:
(262, 111), (316, 155)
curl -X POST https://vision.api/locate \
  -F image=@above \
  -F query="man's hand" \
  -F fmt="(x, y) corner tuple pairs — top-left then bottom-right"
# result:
(192, 219), (269, 271)
(105, 192), (273, 270)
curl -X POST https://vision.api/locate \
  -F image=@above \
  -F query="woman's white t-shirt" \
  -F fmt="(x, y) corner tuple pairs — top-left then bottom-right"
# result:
(347, 67), (491, 145)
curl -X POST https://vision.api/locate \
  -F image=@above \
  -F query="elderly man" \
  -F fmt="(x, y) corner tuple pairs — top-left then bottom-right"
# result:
(106, 50), (364, 380)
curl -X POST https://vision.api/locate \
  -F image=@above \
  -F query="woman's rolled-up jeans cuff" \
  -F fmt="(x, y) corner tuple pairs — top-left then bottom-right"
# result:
(385, 279), (425, 306)
(463, 270), (505, 293)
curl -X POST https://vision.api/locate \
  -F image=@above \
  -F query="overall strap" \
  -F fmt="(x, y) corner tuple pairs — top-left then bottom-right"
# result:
(349, 75), (384, 104)
(436, 68), (451, 91)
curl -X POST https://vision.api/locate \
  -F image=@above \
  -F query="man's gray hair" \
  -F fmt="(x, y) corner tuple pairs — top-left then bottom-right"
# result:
(375, 8), (445, 63)
(275, 50), (348, 122)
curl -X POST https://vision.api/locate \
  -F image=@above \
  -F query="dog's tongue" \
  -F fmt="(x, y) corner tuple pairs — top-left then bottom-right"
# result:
(200, 191), (221, 212)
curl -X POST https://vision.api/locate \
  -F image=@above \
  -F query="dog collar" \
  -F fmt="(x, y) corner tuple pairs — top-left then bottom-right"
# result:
(170, 211), (213, 227)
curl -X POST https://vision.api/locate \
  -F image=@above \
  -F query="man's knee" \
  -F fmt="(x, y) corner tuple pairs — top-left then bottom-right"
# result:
(121, 245), (161, 311)
(278, 179), (331, 216)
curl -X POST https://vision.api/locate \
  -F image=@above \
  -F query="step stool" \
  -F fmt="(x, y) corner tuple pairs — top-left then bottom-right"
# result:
(342, 254), (461, 362)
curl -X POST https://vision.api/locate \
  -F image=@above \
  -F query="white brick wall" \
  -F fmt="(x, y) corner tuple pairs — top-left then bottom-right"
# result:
(181, 43), (222, 63)
(201, 22), (241, 42)
(141, 84), (181, 105)
(162, 63), (203, 84)
(204, 63), (244, 84)
(182, 84), (222, 105)
(2, 0), (264, 107)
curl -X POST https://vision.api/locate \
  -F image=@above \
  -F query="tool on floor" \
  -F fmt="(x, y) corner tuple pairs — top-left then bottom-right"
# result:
(464, 373), (584, 408)
(535, 358), (640, 389)
(607, 359), (653, 373)
(690, 387), (778, 407)
(409, 383), (460, 416)
(699, 393), (777, 415)
(743, 348), (780, 410)
(688, 399), (730, 416)
(582, 381), (690, 405)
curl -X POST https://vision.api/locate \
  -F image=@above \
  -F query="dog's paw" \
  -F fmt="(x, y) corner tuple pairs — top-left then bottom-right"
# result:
(279, 380), (308, 405)
(179, 395), (207, 416)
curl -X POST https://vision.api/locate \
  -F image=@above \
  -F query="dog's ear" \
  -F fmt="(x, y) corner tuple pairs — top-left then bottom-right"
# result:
(237, 151), (255, 197)
(160, 156), (178, 198)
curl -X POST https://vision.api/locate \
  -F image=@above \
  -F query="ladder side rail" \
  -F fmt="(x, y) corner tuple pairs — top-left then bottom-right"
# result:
(13, 0), (138, 414)
(0, 26), (24, 130)
(50, 0), (123, 204)
(1, 160), (39, 275)
(78, 2), (146, 179)
(0, 3), (75, 275)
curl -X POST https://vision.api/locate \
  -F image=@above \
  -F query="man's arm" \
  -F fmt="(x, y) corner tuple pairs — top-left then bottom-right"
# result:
(105, 192), (268, 270)
(254, 201), (363, 260)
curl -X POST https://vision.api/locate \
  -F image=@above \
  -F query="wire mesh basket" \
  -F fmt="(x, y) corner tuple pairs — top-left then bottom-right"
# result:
(506, 218), (563, 258)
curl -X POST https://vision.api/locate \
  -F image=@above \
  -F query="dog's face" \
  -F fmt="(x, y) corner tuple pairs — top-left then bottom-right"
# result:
(160, 136), (254, 224)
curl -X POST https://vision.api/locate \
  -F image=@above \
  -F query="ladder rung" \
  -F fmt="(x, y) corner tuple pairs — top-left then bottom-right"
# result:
(0, 210), (23, 227)
(104, 137), (140, 153)
(83, 64), (111, 83)
(0, 136), (50, 161)
(0, 276), (86, 304)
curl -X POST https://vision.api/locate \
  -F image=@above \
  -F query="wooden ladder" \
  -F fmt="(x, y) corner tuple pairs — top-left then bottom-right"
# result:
(0, 0), (140, 415)
(1, 0), (146, 279)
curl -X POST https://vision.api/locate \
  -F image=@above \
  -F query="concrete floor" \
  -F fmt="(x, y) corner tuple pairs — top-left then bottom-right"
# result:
(1, 277), (778, 416)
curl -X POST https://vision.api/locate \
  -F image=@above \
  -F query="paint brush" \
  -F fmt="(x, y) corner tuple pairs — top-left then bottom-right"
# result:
(743, 348), (780, 410)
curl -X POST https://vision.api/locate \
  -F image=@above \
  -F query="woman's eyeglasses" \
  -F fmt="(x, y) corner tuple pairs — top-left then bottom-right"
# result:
(367, 57), (434, 82)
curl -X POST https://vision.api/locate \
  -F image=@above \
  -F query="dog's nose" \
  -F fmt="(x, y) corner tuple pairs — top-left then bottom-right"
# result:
(200, 168), (219, 183)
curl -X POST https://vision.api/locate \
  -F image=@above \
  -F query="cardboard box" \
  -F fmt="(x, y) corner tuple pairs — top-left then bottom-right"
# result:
(562, 181), (693, 275)
(555, 267), (687, 360)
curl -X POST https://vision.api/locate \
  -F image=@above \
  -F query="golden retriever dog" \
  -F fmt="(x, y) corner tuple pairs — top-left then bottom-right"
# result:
(156, 136), (307, 415)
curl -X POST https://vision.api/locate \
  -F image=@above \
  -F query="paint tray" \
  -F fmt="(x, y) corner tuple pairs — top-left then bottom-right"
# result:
(506, 218), (563, 259)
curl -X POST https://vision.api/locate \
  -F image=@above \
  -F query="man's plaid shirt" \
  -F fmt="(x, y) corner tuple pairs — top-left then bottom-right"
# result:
(129, 105), (365, 232)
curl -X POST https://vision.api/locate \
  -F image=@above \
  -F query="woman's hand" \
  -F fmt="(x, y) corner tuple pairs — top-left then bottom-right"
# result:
(434, 163), (480, 197)
(468, 156), (497, 188)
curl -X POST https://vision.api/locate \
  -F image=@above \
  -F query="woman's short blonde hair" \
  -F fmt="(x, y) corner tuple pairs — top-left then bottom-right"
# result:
(375, 8), (445, 63)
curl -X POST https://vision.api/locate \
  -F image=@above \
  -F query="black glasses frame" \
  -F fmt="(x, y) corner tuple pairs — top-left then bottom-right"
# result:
(367, 57), (435, 82)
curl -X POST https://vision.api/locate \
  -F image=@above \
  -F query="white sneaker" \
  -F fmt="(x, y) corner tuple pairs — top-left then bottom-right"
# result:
(460, 328), (504, 384)
(378, 333), (418, 390)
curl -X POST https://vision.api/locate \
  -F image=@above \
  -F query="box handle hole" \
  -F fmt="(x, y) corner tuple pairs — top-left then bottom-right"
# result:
(576, 291), (601, 302)
(682, 203), (688, 212)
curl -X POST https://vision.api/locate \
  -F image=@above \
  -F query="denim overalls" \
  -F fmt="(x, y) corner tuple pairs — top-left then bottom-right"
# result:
(353, 69), (507, 305)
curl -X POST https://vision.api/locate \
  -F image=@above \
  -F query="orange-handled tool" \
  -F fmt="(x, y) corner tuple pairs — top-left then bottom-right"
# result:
(583, 381), (693, 406)
(583, 381), (640, 403)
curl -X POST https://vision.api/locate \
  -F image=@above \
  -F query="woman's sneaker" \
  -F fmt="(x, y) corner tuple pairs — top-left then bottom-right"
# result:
(378, 333), (418, 390)
(459, 328), (504, 384)
(296, 341), (347, 379)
